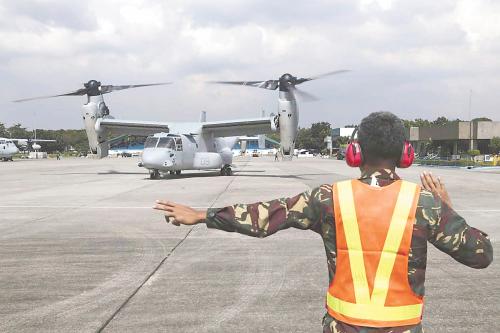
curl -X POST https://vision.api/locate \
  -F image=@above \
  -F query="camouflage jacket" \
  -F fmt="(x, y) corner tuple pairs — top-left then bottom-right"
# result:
(205, 170), (493, 333)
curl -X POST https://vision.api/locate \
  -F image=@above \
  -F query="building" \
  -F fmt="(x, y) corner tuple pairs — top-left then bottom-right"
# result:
(232, 135), (280, 154)
(409, 121), (500, 156)
(332, 127), (356, 139)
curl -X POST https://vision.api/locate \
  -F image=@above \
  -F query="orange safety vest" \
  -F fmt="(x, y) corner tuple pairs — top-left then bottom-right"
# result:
(327, 179), (423, 328)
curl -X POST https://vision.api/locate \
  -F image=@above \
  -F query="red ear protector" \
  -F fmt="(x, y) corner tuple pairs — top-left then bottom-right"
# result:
(345, 127), (363, 167)
(398, 140), (415, 168)
(345, 127), (415, 168)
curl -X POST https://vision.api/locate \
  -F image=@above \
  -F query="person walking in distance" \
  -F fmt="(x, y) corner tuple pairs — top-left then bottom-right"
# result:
(154, 112), (493, 333)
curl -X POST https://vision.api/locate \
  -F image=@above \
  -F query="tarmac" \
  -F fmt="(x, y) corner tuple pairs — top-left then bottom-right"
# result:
(0, 156), (498, 332)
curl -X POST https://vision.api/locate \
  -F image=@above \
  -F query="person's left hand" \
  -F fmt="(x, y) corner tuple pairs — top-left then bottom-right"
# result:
(420, 171), (453, 208)
(153, 200), (206, 226)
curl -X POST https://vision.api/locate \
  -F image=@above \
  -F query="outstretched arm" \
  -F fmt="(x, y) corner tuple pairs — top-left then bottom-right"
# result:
(419, 171), (493, 269)
(154, 188), (326, 238)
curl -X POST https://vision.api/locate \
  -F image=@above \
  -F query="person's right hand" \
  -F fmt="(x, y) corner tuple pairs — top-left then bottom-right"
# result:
(153, 200), (207, 226)
(420, 171), (452, 208)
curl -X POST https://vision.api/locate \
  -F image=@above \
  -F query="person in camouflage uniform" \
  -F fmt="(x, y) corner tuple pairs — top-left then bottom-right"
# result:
(154, 112), (493, 333)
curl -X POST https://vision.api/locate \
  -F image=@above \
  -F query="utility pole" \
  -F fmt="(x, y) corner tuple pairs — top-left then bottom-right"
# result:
(469, 89), (474, 152)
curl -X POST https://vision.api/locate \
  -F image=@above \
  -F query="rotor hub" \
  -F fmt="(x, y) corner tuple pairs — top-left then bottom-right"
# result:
(84, 80), (102, 96)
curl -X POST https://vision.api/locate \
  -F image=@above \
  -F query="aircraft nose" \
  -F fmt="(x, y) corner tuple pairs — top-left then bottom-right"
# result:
(141, 149), (171, 169)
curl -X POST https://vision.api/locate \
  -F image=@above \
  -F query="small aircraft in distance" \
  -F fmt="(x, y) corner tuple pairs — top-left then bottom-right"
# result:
(0, 135), (55, 161)
(0, 138), (18, 161)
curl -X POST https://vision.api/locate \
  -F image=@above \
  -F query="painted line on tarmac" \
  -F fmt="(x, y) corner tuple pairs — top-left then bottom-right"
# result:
(455, 209), (500, 212)
(2, 205), (500, 213)
(0, 205), (210, 210)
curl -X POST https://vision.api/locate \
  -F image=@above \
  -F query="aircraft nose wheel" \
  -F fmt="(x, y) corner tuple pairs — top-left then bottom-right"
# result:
(149, 169), (160, 179)
(220, 165), (232, 176)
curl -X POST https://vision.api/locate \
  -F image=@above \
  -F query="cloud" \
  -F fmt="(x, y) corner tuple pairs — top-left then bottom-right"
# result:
(0, 0), (499, 131)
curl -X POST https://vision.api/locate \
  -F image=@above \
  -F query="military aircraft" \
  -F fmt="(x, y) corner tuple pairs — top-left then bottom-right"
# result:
(14, 80), (277, 178)
(14, 71), (348, 177)
(0, 138), (18, 161)
(0, 135), (55, 161)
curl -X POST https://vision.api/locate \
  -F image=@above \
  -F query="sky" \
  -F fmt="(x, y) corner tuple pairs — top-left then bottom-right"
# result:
(1, 0), (499, 130)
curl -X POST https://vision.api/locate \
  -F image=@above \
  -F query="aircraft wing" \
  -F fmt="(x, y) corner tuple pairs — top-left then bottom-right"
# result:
(96, 118), (171, 136)
(10, 138), (56, 142)
(201, 117), (277, 137)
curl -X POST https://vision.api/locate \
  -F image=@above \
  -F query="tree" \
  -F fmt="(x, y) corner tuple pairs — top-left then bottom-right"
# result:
(403, 118), (430, 129)
(7, 124), (30, 139)
(0, 123), (9, 137)
(295, 127), (312, 149)
(490, 137), (500, 154)
(431, 116), (450, 127)
(309, 122), (331, 151)
(472, 117), (492, 122)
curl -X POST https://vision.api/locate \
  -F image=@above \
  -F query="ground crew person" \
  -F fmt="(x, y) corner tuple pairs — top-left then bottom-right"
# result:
(154, 111), (493, 332)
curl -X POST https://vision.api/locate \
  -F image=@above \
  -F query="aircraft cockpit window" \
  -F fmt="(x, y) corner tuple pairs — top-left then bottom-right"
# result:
(157, 137), (176, 149)
(144, 137), (159, 148)
(0, 140), (5, 144)
(175, 138), (183, 151)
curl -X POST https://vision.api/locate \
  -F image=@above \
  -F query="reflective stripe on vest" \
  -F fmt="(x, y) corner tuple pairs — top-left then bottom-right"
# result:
(327, 180), (423, 327)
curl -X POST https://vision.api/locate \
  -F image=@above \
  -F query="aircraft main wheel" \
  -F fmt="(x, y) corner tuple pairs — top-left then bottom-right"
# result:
(175, 170), (181, 175)
(149, 169), (160, 179)
(169, 171), (175, 175)
(220, 165), (232, 176)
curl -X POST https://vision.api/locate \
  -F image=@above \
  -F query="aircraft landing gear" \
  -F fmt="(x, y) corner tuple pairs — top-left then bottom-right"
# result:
(169, 171), (175, 175)
(220, 165), (232, 176)
(149, 169), (160, 179)
(175, 170), (181, 175)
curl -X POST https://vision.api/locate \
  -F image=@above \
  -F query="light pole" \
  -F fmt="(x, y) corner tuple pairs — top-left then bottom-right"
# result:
(469, 89), (473, 152)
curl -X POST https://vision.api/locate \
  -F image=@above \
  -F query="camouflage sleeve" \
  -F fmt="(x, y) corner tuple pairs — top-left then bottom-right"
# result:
(418, 190), (493, 269)
(205, 187), (325, 237)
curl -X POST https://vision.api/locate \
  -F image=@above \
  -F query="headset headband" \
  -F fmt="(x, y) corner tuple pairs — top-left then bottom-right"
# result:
(350, 127), (359, 142)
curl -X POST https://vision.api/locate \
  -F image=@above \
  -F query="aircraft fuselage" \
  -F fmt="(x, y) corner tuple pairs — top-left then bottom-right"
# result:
(0, 138), (19, 161)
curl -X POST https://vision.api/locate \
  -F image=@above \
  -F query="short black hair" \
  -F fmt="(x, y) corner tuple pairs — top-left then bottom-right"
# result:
(357, 111), (406, 165)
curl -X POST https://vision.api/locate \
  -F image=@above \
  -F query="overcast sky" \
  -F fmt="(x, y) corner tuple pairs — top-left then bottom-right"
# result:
(1, 0), (499, 130)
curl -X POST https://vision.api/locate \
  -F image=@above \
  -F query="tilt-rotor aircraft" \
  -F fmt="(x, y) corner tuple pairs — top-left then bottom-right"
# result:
(14, 71), (348, 178)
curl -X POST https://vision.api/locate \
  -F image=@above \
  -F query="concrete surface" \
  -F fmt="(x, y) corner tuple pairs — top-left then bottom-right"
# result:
(0, 156), (498, 332)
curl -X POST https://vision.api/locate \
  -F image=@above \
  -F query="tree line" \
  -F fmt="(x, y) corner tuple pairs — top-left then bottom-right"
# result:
(0, 123), (89, 153)
(1, 115), (496, 154)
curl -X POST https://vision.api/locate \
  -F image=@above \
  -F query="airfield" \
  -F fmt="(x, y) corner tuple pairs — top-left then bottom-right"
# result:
(0, 156), (498, 332)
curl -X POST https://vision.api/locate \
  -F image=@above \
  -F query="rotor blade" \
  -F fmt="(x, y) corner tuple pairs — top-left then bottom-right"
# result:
(12, 88), (88, 103)
(100, 82), (172, 94)
(210, 80), (279, 90)
(290, 86), (319, 102)
(296, 69), (351, 84)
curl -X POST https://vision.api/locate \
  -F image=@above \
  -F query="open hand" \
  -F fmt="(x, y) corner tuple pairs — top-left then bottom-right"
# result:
(420, 171), (452, 208)
(153, 200), (206, 226)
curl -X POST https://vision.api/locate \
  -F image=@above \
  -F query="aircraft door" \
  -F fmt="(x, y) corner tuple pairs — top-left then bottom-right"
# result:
(173, 136), (184, 169)
(181, 135), (197, 169)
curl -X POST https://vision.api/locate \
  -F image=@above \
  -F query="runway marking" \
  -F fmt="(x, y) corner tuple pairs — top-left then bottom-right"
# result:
(455, 209), (500, 212)
(0, 205), (209, 210)
(1, 205), (499, 212)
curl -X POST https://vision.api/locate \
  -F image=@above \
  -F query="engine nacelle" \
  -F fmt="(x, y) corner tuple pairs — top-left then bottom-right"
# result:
(81, 95), (109, 156)
(278, 92), (298, 155)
